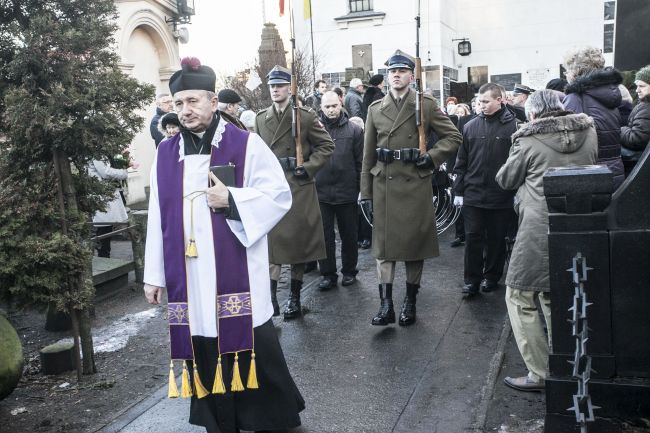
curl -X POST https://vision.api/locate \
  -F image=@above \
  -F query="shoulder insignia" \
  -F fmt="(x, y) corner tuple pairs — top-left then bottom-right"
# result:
(313, 117), (325, 129)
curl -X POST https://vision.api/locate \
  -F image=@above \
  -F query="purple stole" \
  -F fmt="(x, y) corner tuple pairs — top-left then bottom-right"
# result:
(157, 124), (254, 394)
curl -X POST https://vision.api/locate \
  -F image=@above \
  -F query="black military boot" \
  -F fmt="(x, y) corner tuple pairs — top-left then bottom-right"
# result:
(371, 284), (395, 326)
(283, 279), (302, 320)
(270, 279), (280, 316)
(399, 283), (419, 326)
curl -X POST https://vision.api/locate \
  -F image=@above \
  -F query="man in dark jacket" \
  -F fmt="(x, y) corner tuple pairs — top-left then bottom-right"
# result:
(150, 93), (173, 147)
(453, 83), (518, 295)
(315, 91), (364, 289)
(305, 79), (328, 112)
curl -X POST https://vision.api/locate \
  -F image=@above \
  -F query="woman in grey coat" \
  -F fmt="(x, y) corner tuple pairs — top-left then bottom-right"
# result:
(495, 90), (598, 392)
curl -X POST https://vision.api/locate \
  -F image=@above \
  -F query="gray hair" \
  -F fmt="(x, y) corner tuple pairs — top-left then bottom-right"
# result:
(563, 46), (605, 80)
(217, 102), (229, 111)
(524, 89), (565, 120)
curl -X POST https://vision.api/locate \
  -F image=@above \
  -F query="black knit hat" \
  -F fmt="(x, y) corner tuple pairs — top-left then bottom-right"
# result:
(369, 74), (384, 86)
(169, 57), (216, 95)
(218, 89), (242, 104)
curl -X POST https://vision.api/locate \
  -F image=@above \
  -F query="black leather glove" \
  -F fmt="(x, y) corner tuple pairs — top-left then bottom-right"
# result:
(293, 165), (309, 180)
(415, 153), (435, 169)
(359, 199), (373, 225)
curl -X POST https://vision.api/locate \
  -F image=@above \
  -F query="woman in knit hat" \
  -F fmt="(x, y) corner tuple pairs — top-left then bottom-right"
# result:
(620, 65), (650, 176)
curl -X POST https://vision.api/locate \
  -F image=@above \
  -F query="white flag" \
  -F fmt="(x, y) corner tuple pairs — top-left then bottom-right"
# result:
(246, 70), (262, 91)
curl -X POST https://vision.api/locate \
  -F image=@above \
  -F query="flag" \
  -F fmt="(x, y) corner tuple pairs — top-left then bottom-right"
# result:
(245, 70), (262, 91)
(304, 0), (311, 20)
(279, 0), (284, 16)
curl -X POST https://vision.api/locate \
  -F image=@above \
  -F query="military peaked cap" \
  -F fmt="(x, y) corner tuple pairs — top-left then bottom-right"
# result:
(267, 65), (291, 85)
(513, 84), (535, 95)
(385, 49), (415, 70)
(169, 57), (216, 95)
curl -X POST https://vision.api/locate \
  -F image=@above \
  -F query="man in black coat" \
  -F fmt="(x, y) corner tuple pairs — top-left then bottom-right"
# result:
(149, 93), (173, 147)
(453, 83), (518, 295)
(315, 91), (364, 289)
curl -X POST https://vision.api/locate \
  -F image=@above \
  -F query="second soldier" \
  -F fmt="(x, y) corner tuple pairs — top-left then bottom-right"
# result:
(255, 65), (335, 320)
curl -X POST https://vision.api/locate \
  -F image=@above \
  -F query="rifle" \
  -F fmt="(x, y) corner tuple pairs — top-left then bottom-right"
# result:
(289, 3), (305, 173)
(414, 0), (427, 155)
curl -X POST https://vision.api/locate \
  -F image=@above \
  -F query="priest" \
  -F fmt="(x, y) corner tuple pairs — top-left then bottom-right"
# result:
(143, 57), (304, 433)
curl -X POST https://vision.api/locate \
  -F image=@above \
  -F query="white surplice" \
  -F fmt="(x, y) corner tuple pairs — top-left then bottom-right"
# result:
(144, 118), (292, 337)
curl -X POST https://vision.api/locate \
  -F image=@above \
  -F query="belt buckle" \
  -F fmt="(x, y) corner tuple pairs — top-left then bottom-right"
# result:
(393, 149), (401, 160)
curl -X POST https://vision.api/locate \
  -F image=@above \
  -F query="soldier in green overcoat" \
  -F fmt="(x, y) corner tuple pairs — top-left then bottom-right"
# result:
(255, 65), (335, 320)
(360, 50), (462, 326)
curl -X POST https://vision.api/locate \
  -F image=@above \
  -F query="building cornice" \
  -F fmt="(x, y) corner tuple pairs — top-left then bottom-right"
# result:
(334, 11), (386, 29)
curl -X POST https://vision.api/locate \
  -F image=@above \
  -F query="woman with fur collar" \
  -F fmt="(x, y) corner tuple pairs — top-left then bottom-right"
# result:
(620, 65), (650, 176)
(562, 46), (625, 188)
(496, 90), (598, 392)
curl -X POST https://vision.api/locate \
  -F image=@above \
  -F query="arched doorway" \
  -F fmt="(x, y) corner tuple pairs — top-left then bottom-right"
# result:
(117, 8), (179, 203)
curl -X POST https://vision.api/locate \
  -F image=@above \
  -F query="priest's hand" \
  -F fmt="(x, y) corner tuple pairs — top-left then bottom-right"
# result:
(206, 172), (229, 210)
(144, 284), (164, 305)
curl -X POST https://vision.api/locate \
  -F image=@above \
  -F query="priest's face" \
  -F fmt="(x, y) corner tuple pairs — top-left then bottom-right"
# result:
(174, 90), (218, 132)
(269, 84), (290, 104)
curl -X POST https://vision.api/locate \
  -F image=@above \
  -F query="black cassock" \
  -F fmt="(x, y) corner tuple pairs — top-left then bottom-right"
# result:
(189, 320), (305, 433)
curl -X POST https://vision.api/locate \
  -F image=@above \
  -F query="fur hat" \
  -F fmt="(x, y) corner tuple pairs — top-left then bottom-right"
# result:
(636, 65), (650, 85)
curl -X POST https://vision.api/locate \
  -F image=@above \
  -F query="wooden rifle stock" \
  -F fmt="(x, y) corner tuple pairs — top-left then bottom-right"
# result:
(414, 57), (427, 155)
(291, 75), (304, 166)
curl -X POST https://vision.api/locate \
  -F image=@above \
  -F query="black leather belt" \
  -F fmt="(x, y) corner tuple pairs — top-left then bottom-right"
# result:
(376, 147), (420, 164)
(278, 157), (297, 171)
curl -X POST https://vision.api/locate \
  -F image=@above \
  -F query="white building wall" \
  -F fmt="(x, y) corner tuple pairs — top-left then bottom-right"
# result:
(114, 0), (180, 197)
(293, 0), (612, 95)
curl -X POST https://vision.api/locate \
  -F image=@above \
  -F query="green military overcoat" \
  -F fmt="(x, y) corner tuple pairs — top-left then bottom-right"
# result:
(360, 89), (462, 261)
(255, 105), (335, 264)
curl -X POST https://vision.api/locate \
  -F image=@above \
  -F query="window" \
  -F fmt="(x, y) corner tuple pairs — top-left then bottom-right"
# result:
(349, 0), (372, 13)
(604, 23), (614, 53)
(604, 1), (616, 20)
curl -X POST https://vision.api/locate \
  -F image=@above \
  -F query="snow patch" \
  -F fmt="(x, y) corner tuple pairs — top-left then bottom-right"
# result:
(56, 308), (160, 354)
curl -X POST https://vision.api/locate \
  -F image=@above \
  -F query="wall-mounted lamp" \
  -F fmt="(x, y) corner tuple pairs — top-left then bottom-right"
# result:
(452, 38), (472, 56)
(166, 0), (196, 32)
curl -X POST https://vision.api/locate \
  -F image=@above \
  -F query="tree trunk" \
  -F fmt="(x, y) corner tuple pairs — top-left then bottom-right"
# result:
(78, 308), (96, 374)
(54, 150), (96, 377)
(68, 306), (83, 382)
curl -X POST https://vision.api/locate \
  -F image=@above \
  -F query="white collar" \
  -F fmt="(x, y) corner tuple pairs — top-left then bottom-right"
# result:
(177, 116), (227, 161)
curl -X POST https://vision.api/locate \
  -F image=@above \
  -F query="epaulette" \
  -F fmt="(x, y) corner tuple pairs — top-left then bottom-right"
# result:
(256, 107), (269, 117)
(369, 99), (383, 108)
(299, 106), (315, 114)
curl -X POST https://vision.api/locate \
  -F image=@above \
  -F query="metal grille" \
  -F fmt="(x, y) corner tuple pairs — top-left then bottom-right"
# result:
(567, 253), (599, 433)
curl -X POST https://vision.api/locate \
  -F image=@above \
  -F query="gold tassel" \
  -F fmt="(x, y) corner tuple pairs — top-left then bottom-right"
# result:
(185, 239), (198, 258)
(231, 353), (245, 392)
(212, 356), (226, 394)
(193, 365), (210, 399)
(181, 361), (193, 398)
(246, 351), (259, 389)
(168, 361), (180, 398)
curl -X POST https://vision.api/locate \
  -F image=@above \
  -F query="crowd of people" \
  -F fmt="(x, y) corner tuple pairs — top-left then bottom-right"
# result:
(138, 48), (650, 433)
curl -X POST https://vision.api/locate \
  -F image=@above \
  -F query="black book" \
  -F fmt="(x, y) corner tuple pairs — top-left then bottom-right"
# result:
(209, 164), (236, 187)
